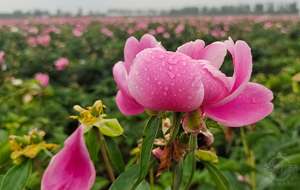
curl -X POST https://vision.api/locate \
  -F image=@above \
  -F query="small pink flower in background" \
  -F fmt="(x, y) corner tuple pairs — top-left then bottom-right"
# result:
(34, 73), (49, 87)
(27, 37), (37, 46)
(42, 125), (95, 190)
(148, 29), (157, 35)
(0, 51), (6, 71)
(175, 24), (184, 34)
(156, 26), (165, 33)
(136, 22), (148, 31)
(163, 32), (170, 39)
(37, 34), (51, 47)
(113, 34), (273, 130)
(54, 58), (69, 71)
(100, 27), (114, 37)
(127, 27), (135, 35)
(264, 22), (273, 30)
(72, 28), (83, 37)
(28, 27), (38, 34)
(168, 23), (174, 29)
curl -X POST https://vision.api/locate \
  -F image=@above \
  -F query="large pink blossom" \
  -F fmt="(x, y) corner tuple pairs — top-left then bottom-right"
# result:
(34, 73), (49, 87)
(42, 125), (95, 190)
(54, 58), (69, 71)
(113, 34), (273, 127)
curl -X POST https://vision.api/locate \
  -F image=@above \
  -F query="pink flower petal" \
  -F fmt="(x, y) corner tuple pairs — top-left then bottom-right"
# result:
(176, 40), (205, 59)
(42, 125), (95, 190)
(124, 34), (164, 73)
(211, 38), (252, 107)
(199, 61), (230, 106)
(128, 48), (204, 112)
(204, 82), (274, 127)
(116, 90), (145, 115)
(199, 42), (227, 69)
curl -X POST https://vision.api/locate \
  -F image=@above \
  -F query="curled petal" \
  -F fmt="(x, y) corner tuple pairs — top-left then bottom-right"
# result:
(176, 40), (205, 59)
(124, 34), (164, 73)
(198, 42), (227, 69)
(128, 48), (204, 112)
(42, 125), (95, 190)
(182, 110), (203, 134)
(212, 38), (252, 107)
(204, 82), (274, 127)
(116, 90), (145, 115)
(199, 61), (230, 106)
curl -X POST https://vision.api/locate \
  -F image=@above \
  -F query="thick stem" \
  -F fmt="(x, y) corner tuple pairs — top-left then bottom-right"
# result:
(34, 155), (44, 180)
(94, 127), (116, 182)
(240, 127), (256, 190)
(184, 134), (197, 190)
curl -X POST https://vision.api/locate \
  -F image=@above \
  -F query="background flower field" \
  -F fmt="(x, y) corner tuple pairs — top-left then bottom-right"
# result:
(0, 15), (300, 190)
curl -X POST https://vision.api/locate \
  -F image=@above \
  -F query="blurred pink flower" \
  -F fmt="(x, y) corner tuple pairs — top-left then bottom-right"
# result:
(163, 32), (170, 39)
(0, 51), (6, 71)
(27, 37), (37, 46)
(113, 34), (273, 130)
(37, 34), (51, 47)
(54, 58), (69, 71)
(264, 22), (273, 30)
(175, 24), (184, 34)
(148, 29), (157, 35)
(42, 125), (95, 190)
(100, 27), (114, 37)
(127, 28), (135, 35)
(156, 26), (165, 33)
(73, 28), (83, 37)
(28, 27), (38, 34)
(34, 73), (49, 87)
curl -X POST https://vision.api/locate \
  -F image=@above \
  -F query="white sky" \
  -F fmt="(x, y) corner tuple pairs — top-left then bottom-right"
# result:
(0, 0), (299, 14)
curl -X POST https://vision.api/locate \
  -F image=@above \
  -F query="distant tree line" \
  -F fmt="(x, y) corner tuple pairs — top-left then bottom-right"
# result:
(0, 2), (298, 18)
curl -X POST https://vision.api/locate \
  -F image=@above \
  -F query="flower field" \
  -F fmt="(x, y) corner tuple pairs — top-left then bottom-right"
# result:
(0, 15), (300, 190)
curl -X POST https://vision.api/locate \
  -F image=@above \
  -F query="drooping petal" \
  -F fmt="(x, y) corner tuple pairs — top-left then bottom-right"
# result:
(128, 48), (204, 112)
(204, 82), (274, 127)
(176, 40), (205, 59)
(211, 38), (253, 107)
(116, 90), (145, 115)
(199, 61), (230, 106)
(113, 61), (131, 96)
(198, 42), (227, 69)
(124, 34), (164, 73)
(42, 125), (95, 190)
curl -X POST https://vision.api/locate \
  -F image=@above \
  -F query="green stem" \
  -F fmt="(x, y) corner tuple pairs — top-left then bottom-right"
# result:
(34, 155), (44, 180)
(150, 168), (154, 190)
(94, 127), (115, 183)
(240, 127), (256, 190)
(184, 134), (197, 190)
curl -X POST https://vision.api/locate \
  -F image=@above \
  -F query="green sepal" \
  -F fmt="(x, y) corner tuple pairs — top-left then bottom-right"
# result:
(94, 118), (123, 137)
(195, 149), (219, 164)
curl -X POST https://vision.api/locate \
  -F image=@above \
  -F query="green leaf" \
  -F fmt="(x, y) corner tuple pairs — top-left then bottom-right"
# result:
(109, 157), (157, 190)
(85, 129), (100, 162)
(1, 159), (33, 190)
(206, 121), (226, 134)
(256, 119), (281, 139)
(136, 180), (150, 190)
(167, 112), (181, 146)
(0, 140), (11, 167)
(245, 131), (273, 149)
(217, 159), (241, 172)
(202, 161), (233, 190)
(104, 136), (125, 173)
(131, 116), (160, 190)
(95, 118), (124, 137)
(275, 153), (300, 169)
(91, 176), (109, 190)
(174, 158), (183, 190)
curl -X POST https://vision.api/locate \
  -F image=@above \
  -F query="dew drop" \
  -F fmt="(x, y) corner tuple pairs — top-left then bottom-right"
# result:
(163, 91), (168, 96)
(157, 81), (162, 85)
(164, 86), (169, 90)
(251, 97), (256, 104)
(144, 68), (148, 71)
(168, 55), (179, 65)
(181, 57), (187, 61)
(167, 72), (176, 79)
(169, 66), (173, 70)
(182, 61), (187, 66)
(144, 57), (151, 63)
(179, 88), (183, 92)
(158, 54), (165, 59)
(246, 95), (249, 99)
(134, 71), (139, 75)
(162, 62), (165, 66)
(191, 82), (195, 87)
(147, 76), (150, 81)
(171, 82), (175, 86)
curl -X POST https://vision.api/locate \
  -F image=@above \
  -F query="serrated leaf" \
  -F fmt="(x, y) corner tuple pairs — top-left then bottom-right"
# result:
(104, 136), (125, 173)
(85, 129), (100, 162)
(130, 116), (160, 190)
(95, 119), (123, 137)
(167, 112), (181, 146)
(202, 161), (233, 190)
(1, 159), (33, 190)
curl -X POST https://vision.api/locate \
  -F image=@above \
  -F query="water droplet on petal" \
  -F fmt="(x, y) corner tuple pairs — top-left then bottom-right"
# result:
(162, 62), (165, 66)
(191, 82), (195, 87)
(179, 88), (182, 92)
(167, 72), (176, 79)
(163, 91), (168, 96)
(182, 61), (187, 66)
(169, 66), (173, 70)
(144, 57), (151, 63)
(171, 82), (175, 86)
(135, 71), (139, 75)
(157, 81), (162, 85)
(251, 97), (256, 103)
(164, 86), (169, 90)
(158, 54), (165, 59)
(168, 55), (179, 65)
(147, 76), (150, 81)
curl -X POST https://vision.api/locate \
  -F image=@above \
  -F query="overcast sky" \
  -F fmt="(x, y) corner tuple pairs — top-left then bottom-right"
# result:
(0, 0), (299, 14)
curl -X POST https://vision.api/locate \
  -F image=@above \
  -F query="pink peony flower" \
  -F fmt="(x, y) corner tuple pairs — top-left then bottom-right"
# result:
(42, 125), (95, 190)
(0, 51), (6, 71)
(163, 32), (170, 39)
(100, 27), (114, 37)
(34, 73), (49, 87)
(27, 37), (37, 46)
(156, 26), (165, 34)
(37, 34), (51, 47)
(73, 28), (83, 37)
(175, 24), (184, 34)
(113, 34), (273, 129)
(54, 58), (69, 71)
